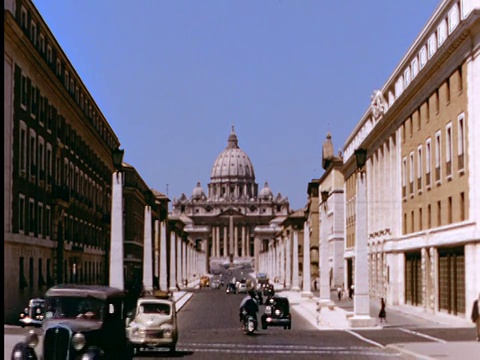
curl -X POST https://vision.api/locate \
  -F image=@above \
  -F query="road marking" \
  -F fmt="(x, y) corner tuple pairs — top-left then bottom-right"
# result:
(399, 328), (447, 343)
(344, 329), (386, 348)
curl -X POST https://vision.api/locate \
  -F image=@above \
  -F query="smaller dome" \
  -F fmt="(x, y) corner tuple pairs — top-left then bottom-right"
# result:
(192, 182), (205, 199)
(259, 182), (273, 199)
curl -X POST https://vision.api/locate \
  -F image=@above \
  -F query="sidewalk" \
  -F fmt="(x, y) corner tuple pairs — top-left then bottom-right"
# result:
(271, 282), (479, 359)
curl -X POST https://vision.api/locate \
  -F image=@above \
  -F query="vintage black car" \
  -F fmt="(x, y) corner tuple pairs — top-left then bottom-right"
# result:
(225, 282), (236, 294)
(263, 283), (275, 297)
(11, 284), (132, 360)
(19, 298), (45, 328)
(261, 296), (292, 330)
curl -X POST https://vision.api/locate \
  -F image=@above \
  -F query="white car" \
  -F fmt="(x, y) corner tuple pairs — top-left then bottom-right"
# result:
(237, 282), (248, 294)
(126, 294), (178, 354)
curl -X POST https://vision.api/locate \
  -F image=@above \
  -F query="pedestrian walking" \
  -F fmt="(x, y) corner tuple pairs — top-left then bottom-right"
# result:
(337, 286), (343, 301)
(378, 297), (387, 323)
(471, 293), (480, 341)
(349, 284), (354, 300)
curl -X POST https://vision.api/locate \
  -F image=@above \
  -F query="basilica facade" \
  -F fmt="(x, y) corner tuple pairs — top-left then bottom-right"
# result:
(171, 127), (291, 271)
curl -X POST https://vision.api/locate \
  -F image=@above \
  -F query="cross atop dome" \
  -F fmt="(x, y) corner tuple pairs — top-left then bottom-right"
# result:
(227, 125), (239, 149)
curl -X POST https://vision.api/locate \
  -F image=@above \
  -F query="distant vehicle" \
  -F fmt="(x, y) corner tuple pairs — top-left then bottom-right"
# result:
(237, 282), (247, 294)
(200, 275), (210, 288)
(261, 296), (291, 330)
(226, 283), (236, 294)
(126, 292), (178, 354)
(211, 279), (221, 290)
(263, 283), (275, 297)
(18, 298), (45, 328)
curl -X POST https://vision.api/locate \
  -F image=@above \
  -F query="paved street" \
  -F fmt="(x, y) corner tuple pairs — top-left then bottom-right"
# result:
(5, 270), (480, 359)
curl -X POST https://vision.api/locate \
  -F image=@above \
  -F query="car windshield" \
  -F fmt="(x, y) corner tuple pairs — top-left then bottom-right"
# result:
(138, 302), (170, 315)
(44, 296), (105, 320)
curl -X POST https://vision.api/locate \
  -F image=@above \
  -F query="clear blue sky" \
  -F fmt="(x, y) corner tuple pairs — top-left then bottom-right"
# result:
(34, 0), (440, 210)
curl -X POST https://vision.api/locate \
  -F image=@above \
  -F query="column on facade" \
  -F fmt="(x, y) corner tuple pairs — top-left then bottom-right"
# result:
(301, 221), (312, 297)
(182, 241), (187, 285)
(142, 204), (153, 292)
(216, 226), (220, 258)
(204, 238), (209, 274)
(246, 227), (251, 257)
(241, 226), (246, 257)
(154, 220), (160, 288)
(292, 229), (300, 291)
(285, 234), (291, 289)
(229, 216), (234, 257)
(159, 221), (168, 291)
(279, 237), (285, 286)
(234, 226), (239, 257)
(176, 236), (182, 288)
(319, 202), (331, 303)
(169, 231), (177, 292)
(254, 235), (260, 272)
(223, 226), (227, 258)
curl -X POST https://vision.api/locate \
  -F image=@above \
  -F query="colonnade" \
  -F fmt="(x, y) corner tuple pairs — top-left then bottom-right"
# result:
(210, 223), (252, 258)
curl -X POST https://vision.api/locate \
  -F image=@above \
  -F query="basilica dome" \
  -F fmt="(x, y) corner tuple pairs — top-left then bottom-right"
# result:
(210, 126), (255, 181)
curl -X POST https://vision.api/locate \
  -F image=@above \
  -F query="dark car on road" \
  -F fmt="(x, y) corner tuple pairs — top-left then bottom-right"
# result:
(18, 298), (45, 328)
(11, 284), (132, 360)
(261, 296), (291, 330)
(226, 282), (236, 294)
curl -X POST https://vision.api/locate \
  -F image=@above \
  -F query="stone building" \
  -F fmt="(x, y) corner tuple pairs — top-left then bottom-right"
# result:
(171, 127), (291, 271)
(342, 0), (480, 319)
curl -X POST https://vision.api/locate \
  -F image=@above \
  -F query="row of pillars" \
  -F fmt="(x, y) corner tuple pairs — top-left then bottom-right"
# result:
(211, 222), (252, 258)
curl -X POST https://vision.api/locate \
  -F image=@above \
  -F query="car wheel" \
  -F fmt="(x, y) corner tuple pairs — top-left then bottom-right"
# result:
(169, 345), (176, 353)
(288, 323), (292, 330)
(261, 322), (267, 330)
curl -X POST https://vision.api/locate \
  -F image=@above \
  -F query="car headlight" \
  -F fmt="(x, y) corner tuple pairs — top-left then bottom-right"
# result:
(265, 306), (271, 315)
(275, 309), (281, 316)
(160, 324), (174, 337)
(72, 333), (86, 351)
(25, 330), (39, 348)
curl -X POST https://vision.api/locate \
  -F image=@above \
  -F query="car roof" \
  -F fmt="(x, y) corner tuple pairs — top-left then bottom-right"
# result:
(137, 297), (173, 305)
(45, 284), (125, 300)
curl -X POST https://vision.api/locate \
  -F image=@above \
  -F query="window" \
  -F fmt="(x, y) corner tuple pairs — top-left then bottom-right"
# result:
(419, 208), (423, 231)
(428, 204), (432, 228)
(29, 130), (37, 179)
(420, 46), (427, 69)
(411, 58), (418, 79)
(19, 194), (26, 233)
(29, 257), (34, 289)
(19, 121), (27, 176)
(426, 99), (430, 122)
(37, 203), (43, 237)
(19, 257), (27, 290)
(30, 21), (37, 45)
(56, 59), (62, 76)
(448, 196), (452, 224)
(435, 89), (439, 113)
(446, 123), (453, 179)
(70, 79), (74, 95)
(21, 74), (28, 109)
(39, 34), (45, 54)
(458, 113), (465, 173)
(448, 3), (460, 34)
(417, 146), (423, 192)
(437, 200), (442, 227)
(65, 71), (70, 90)
(21, 6), (28, 29)
(409, 152), (414, 195)
(404, 67), (411, 88)
(426, 138), (432, 188)
(31, 85), (38, 117)
(460, 192), (465, 221)
(435, 131), (441, 183)
(428, 33), (437, 59)
(402, 157), (407, 198)
(446, 78), (451, 103)
(38, 137), (45, 181)
(46, 143), (52, 185)
(411, 211), (415, 233)
(45, 206), (51, 238)
(28, 198), (35, 234)
(47, 45), (52, 64)
(38, 258), (46, 287)
(458, 66), (463, 92)
(438, 19), (447, 47)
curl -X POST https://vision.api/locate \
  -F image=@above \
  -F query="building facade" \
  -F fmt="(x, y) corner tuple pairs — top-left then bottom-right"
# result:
(171, 127), (291, 271)
(342, 0), (480, 319)
(4, 0), (121, 322)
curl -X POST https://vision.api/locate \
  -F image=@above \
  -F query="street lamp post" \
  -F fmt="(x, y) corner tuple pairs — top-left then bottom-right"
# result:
(348, 148), (375, 327)
(109, 147), (124, 290)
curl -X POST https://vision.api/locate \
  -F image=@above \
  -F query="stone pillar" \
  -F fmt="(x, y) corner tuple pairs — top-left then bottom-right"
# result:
(319, 200), (334, 306)
(223, 226), (228, 258)
(211, 227), (216, 260)
(169, 231), (177, 292)
(302, 221), (313, 297)
(279, 238), (285, 286)
(234, 226), (239, 257)
(109, 171), (124, 290)
(159, 221), (168, 291)
(177, 236), (182, 288)
(142, 205), (153, 292)
(229, 216), (234, 257)
(254, 235), (260, 271)
(182, 241), (187, 285)
(216, 226), (220, 258)
(349, 171), (375, 327)
(292, 229), (300, 291)
(246, 227), (251, 257)
(154, 220), (160, 286)
(285, 234), (291, 289)
(241, 226), (246, 257)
